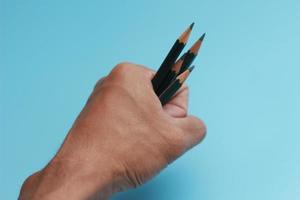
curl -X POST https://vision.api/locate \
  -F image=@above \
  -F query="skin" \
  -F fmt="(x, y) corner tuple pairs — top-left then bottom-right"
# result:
(18, 62), (206, 200)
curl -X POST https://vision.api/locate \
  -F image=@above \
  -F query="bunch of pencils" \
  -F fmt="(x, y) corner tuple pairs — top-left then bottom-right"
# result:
(152, 23), (205, 105)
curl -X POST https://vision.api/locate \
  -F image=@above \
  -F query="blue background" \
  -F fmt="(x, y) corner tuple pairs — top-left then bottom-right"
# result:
(1, 0), (300, 199)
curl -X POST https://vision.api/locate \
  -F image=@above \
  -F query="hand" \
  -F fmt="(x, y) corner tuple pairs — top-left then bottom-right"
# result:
(19, 62), (206, 200)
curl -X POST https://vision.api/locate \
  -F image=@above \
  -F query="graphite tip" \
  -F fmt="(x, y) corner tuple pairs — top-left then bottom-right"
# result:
(199, 33), (206, 41)
(189, 65), (195, 72)
(179, 23), (194, 43)
(189, 22), (195, 29)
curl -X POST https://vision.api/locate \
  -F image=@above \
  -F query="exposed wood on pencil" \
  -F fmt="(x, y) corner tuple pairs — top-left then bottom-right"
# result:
(156, 53), (186, 96)
(179, 33), (205, 74)
(178, 65), (194, 83)
(173, 53), (186, 74)
(190, 33), (205, 53)
(178, 23), (194, 43)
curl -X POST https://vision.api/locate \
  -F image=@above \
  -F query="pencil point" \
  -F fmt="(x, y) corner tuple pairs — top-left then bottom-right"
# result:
(199, 33), (206, 41)
(189, 65), (195, 72)
(179, 23), (193, 44)
(189, 22), (195, 29)
(188, 38), (202, 54)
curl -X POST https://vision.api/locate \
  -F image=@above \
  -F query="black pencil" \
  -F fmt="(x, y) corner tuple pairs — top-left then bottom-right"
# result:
(156, 53), (186, 96)
(152, 23), (194, 94)
(179, 33), (205, 74)
(159, 66), (195, 105)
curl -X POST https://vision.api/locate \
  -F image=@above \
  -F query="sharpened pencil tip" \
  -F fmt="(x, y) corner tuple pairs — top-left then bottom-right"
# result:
(189, 65), (195, 72)
(199, 33), (206, 41)
(179, 23), (194, 43)
(189, 22), (195, 29)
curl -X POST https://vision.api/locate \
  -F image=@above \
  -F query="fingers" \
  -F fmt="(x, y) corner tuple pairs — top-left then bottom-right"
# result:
(176, 115), (206, 150)
(163, 84), (189, 118)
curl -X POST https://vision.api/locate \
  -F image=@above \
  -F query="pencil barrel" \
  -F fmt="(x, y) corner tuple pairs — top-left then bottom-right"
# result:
(156, 71), (177, 96)
(152, 40), (184, 93)
(159, 81), (182, 105)
(179, 53), (196, 74)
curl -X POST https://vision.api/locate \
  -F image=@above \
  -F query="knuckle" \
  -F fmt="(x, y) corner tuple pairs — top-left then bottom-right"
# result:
(93, 77), (106, 90)
(112, 62), (154, 81)
(113, 62), (132, 75)
(116, 62), (128, 67)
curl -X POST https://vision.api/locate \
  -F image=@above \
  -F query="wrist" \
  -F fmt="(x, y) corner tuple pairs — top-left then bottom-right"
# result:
(19, 153), (120, 200)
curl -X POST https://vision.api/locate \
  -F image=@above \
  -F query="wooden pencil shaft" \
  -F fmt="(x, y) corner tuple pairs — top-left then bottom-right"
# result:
(178, 36), (204, 74)
(159, 80), (182, 105)
(173, 53), (186, 73)
(156, 70), (177, 96)
(159, 67), (193, 105)
(156, 54), (186, 95)
(152, 40), (184, 93)
(179, 52), (196, 74)
(152, 24), (193, 94)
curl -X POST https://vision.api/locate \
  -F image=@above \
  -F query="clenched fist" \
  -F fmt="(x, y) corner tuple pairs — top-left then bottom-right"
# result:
(19, 63), (206, 200)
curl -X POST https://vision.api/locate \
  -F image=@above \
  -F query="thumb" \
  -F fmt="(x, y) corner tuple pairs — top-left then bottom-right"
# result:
(175, 115), (206, 150)
(163, 84), (189, 118)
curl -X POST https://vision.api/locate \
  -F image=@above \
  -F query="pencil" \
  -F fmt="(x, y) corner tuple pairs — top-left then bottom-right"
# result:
(156, 53), (186, 96)
(179, 33), (205, 74)
(152, 23), (194, 94)
(159, 66), (195, 105)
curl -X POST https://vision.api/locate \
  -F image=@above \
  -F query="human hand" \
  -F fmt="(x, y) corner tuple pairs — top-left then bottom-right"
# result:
(19, 62), (206, 200)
